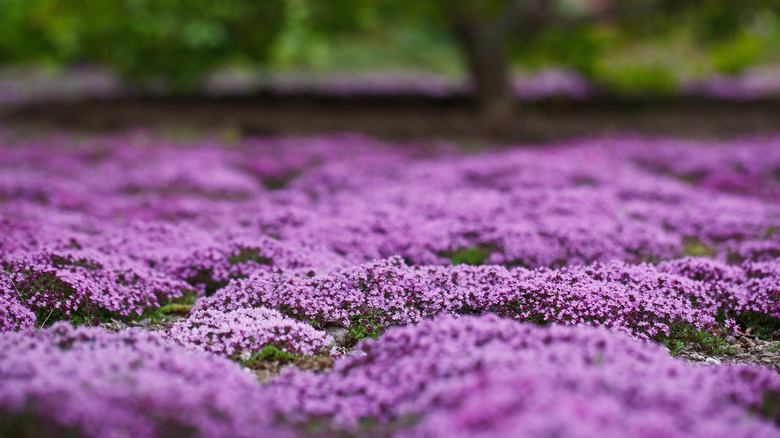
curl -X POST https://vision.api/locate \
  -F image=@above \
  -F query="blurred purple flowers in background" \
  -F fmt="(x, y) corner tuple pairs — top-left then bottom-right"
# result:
(5, 66), (780, 106)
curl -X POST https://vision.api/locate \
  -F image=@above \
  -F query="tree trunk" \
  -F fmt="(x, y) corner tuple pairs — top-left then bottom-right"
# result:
(455, 21), (514, 118)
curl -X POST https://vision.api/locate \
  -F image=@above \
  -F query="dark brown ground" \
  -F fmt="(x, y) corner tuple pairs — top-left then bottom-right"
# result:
(3, 94), (780, 144)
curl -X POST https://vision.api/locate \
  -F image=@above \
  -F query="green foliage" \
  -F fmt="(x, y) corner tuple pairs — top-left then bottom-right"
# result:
(440, 245), (493, 266)
(370, 0), (512, 27)
(0, 405), (81, 438)
(0, 0), (285, 91)
(348, 312), (384, 341)
(307, 0), (378, 34)
(133, 292), (198, 324)
(691, 2), (752, 44)
(157, 303), (193, 315)
(661, 323), (736, 357)
(512, 26), (611, 77)
(287, 26), (461, 74)
(227, 248), (273, 266)
(273, 0), (330, 69)
(760, 390), (780, 427)
(663, 338), (686, 357)
(236, 344), (298, 365)
(682, 238), (717, 258)
(2, 0), (780, 98)
(735, 311), (780, 340)
(602, 65), (678, 95)
(711, 32), (767, 75)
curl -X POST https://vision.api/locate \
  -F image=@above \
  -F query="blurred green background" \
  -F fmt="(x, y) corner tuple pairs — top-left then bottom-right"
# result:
(1, 0), (780, 104)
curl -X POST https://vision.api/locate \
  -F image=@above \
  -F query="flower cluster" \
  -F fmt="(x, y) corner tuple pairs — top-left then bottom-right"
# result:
(0, 292), (34, 332)
(0, 323), (290, 438)
(1, 246), (192, 323)
(167, 306), (333, 357)
(1, 132), (779, 332)
(267, 314), (780, 437)
(5, 316), (779, 438)
(199, 256), (726, 339)
(619, 136), (780, 203)
(660, 256), (780, 317)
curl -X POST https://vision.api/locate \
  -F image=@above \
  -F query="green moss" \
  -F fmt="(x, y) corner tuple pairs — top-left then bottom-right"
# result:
(131, 292), (199, 324)
(157, 303), (194, 315)
(440, 245), (493, 266)
(228, 248), (273, 265)
(682, 238), (717, 258)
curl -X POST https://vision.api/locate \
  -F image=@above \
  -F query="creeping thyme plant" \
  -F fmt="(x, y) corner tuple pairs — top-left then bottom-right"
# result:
(3, 131), (780, 436)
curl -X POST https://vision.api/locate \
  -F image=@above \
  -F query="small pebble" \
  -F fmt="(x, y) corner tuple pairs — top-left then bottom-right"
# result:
(238, 351), (252, 362)
(324, 325), (351, 347)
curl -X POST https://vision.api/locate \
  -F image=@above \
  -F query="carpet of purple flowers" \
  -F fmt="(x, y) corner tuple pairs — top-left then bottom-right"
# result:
(2, 131), (780, 437)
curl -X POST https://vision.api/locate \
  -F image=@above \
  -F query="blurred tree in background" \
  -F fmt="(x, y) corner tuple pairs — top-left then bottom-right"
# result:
(1, 0), (779, 114)
(365, 0), (780, 114)
(0, 0), (285, 91)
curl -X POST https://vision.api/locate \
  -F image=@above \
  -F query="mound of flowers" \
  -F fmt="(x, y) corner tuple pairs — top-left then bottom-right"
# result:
(267, 315), (780, 437)
(167, 306), (333, 358)
(3, 316), (780, 438)
(196, 254), (780, 340)
(0, 323), (288, 438)
(0, 292), (34, 332)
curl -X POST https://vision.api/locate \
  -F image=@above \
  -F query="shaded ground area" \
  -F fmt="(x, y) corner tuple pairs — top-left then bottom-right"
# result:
(4, 94), (780, 144)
